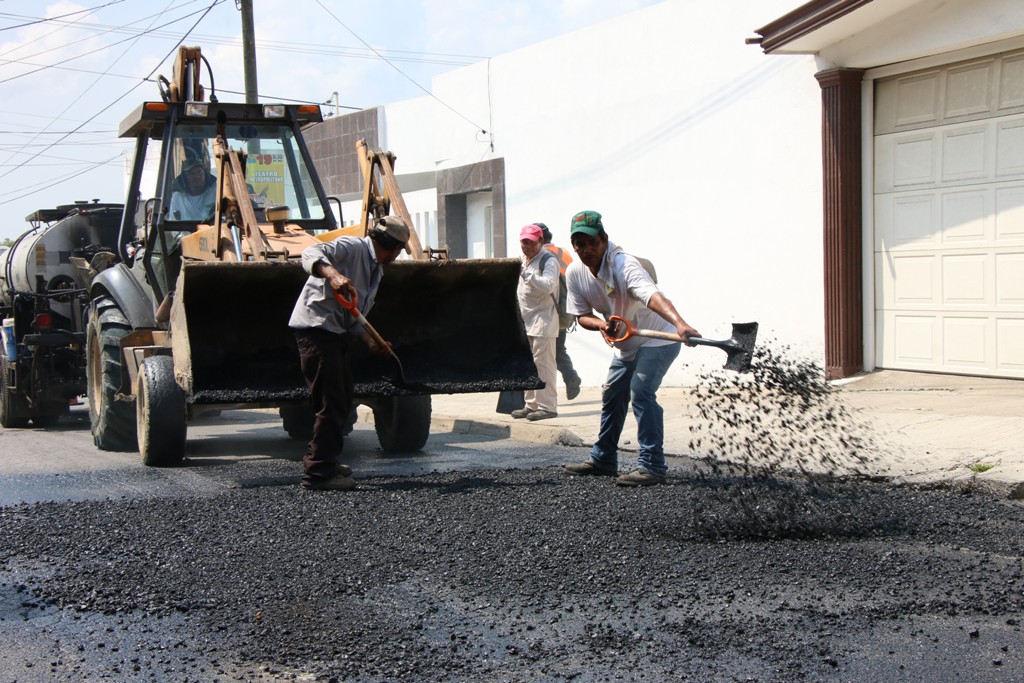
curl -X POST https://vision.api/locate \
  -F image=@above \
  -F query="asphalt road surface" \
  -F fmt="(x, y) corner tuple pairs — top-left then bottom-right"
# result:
(0, 408), (1022, 682)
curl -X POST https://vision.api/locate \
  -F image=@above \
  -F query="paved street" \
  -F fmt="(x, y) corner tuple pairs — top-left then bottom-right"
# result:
(0, 389), (1022, 682)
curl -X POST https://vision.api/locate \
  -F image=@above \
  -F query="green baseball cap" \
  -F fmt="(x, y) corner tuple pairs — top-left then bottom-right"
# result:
(570, 210), (603, 237)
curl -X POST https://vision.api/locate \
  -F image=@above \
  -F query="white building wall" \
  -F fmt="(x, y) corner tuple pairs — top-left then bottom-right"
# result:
(381, 0), (824, 386)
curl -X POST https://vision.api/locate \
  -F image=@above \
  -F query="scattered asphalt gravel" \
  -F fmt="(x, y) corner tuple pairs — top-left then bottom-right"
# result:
(1, 347), (1021, 681)
(1, 468), (1023, 682)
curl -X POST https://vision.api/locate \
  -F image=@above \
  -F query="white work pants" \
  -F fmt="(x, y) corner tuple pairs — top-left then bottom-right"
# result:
(525, 335), (557, 414)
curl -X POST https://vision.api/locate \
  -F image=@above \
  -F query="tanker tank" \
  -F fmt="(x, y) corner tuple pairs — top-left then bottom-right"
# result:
(0, 202), (123, 314)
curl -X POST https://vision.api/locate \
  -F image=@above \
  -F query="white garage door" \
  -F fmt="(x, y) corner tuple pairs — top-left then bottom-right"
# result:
(874, 48), (1024, 379)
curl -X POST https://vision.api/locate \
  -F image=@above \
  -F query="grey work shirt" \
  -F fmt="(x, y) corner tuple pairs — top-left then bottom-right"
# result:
(288, 235), (382, 337)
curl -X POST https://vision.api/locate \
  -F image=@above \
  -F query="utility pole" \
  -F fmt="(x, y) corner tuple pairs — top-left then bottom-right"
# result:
(237, 0), (258, 103)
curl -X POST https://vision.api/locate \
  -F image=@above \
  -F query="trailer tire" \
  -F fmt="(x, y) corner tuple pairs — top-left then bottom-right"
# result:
(280, 403), (357, 440)
(31, 414), (61, 428)
(0, 359), (29, 429)
(86, 295), (137, 451)
(137, 355), (186, 467)
(372, 395), (431, 453)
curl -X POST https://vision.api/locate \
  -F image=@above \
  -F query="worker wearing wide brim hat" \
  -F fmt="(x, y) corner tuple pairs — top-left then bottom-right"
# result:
(288, 216), (411, 490)
(562, 210), (699, 487)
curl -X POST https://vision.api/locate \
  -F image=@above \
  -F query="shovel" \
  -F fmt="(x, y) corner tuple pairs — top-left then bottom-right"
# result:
(605, 316), (758, 373)
(333, 291), (410, 385)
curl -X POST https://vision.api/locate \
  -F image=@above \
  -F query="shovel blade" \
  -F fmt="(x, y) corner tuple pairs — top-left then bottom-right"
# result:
(722, 322), (758, 373)
(690, 322), (758, 373)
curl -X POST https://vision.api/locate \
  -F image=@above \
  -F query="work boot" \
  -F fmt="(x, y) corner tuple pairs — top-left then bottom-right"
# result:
(301, 473), (357, 491)
(566, 375), (581, 401)
(615, 469), (666, 487)
(527, 409), (557, 421)
(510, 408), (532, 419)
(563, 461), (616, 477)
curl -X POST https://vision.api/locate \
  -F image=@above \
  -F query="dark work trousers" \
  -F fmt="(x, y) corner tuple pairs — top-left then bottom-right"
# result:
(555, 328), (579, 384)
(295, 328), (353, 484)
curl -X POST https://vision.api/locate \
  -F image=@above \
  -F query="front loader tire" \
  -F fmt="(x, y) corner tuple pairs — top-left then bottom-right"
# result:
(86, 295), (137, 451)
(137, 355), (186, 467)
(372, 395), (431, 453)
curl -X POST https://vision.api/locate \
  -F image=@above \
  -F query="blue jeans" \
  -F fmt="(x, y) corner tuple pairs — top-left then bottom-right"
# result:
(589, 342), (680, 476)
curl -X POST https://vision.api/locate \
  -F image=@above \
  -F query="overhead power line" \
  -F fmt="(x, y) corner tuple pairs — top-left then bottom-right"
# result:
(0, 4), (223, 86)
(0, 0), (126, 32)
(0, 0), (224, 201)
(312, 0), (488, 135)
(1, 16), (484, 68)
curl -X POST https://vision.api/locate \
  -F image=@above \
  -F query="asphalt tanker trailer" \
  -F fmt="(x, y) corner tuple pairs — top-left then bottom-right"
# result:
(82, 46), (539, 466)
(0, 202), (122, 428)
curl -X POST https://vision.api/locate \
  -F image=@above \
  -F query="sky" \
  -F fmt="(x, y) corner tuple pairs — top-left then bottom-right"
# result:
(0, 0), (664, 242)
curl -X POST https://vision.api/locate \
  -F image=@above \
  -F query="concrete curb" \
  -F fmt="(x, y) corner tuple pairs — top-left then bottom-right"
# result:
(430, 415), (586, 448)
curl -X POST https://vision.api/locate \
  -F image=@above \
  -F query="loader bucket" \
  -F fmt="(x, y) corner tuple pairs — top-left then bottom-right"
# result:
(349, 258), (543, 396)
(170, 258), (541, 405)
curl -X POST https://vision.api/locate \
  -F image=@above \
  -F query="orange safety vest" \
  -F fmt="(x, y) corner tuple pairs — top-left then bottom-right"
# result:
(543, 244), (573, 276)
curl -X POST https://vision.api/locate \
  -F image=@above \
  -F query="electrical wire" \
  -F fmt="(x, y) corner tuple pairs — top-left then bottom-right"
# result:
(0, 130), (116, 135)
(2, 15), (484, 67)
(0, 0), (224, 203)
(215, 87), (361, 110)
(0, 4), (223, 86)
(312, 0), (488, 135)
(0, 0), (114, 63)
(0, 0), (126, 32)
(0, 152), (124, 203)
(0, 0), (192, 179)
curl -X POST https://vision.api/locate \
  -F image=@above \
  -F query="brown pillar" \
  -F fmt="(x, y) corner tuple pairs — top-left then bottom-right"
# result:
(815, 68), (865, 380)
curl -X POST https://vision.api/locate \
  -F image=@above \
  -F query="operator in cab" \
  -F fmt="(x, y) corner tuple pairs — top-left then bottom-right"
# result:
(168, 153), (216, 221)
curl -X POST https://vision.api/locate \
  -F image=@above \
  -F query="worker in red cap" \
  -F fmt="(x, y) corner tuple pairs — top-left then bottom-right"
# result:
(513, 223), (559, 421)
(535, 222), (582, 400)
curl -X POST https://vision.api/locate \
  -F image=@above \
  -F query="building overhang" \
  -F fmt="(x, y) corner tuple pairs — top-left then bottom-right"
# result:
(751, 0), (921, 55)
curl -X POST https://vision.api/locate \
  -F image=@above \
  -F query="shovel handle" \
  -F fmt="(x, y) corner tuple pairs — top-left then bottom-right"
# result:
(687, 336), (740, 352)
(333, 291), (391, 352)
(605, 315), (686, 344)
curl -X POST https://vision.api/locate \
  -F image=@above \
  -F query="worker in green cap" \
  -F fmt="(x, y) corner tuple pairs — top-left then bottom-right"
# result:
(562, 210), (699, 487)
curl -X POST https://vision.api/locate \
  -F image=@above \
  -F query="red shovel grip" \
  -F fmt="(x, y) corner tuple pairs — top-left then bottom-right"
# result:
(333, 290), (359, 314)
(333, 290), (391, 352)
(604, 315), (686, 344)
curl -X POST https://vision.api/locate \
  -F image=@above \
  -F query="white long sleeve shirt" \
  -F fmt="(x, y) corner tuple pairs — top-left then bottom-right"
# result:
(517, 250), (559, 338)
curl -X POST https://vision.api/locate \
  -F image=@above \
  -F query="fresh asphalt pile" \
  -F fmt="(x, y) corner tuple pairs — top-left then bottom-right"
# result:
(1, 464), (1023, 681)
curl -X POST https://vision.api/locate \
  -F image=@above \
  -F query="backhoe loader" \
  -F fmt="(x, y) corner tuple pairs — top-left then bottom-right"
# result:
(85, 46), (539, 466)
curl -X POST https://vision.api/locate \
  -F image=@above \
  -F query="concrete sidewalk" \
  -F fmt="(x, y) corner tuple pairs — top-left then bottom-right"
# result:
(427, 370), (1024, 500)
